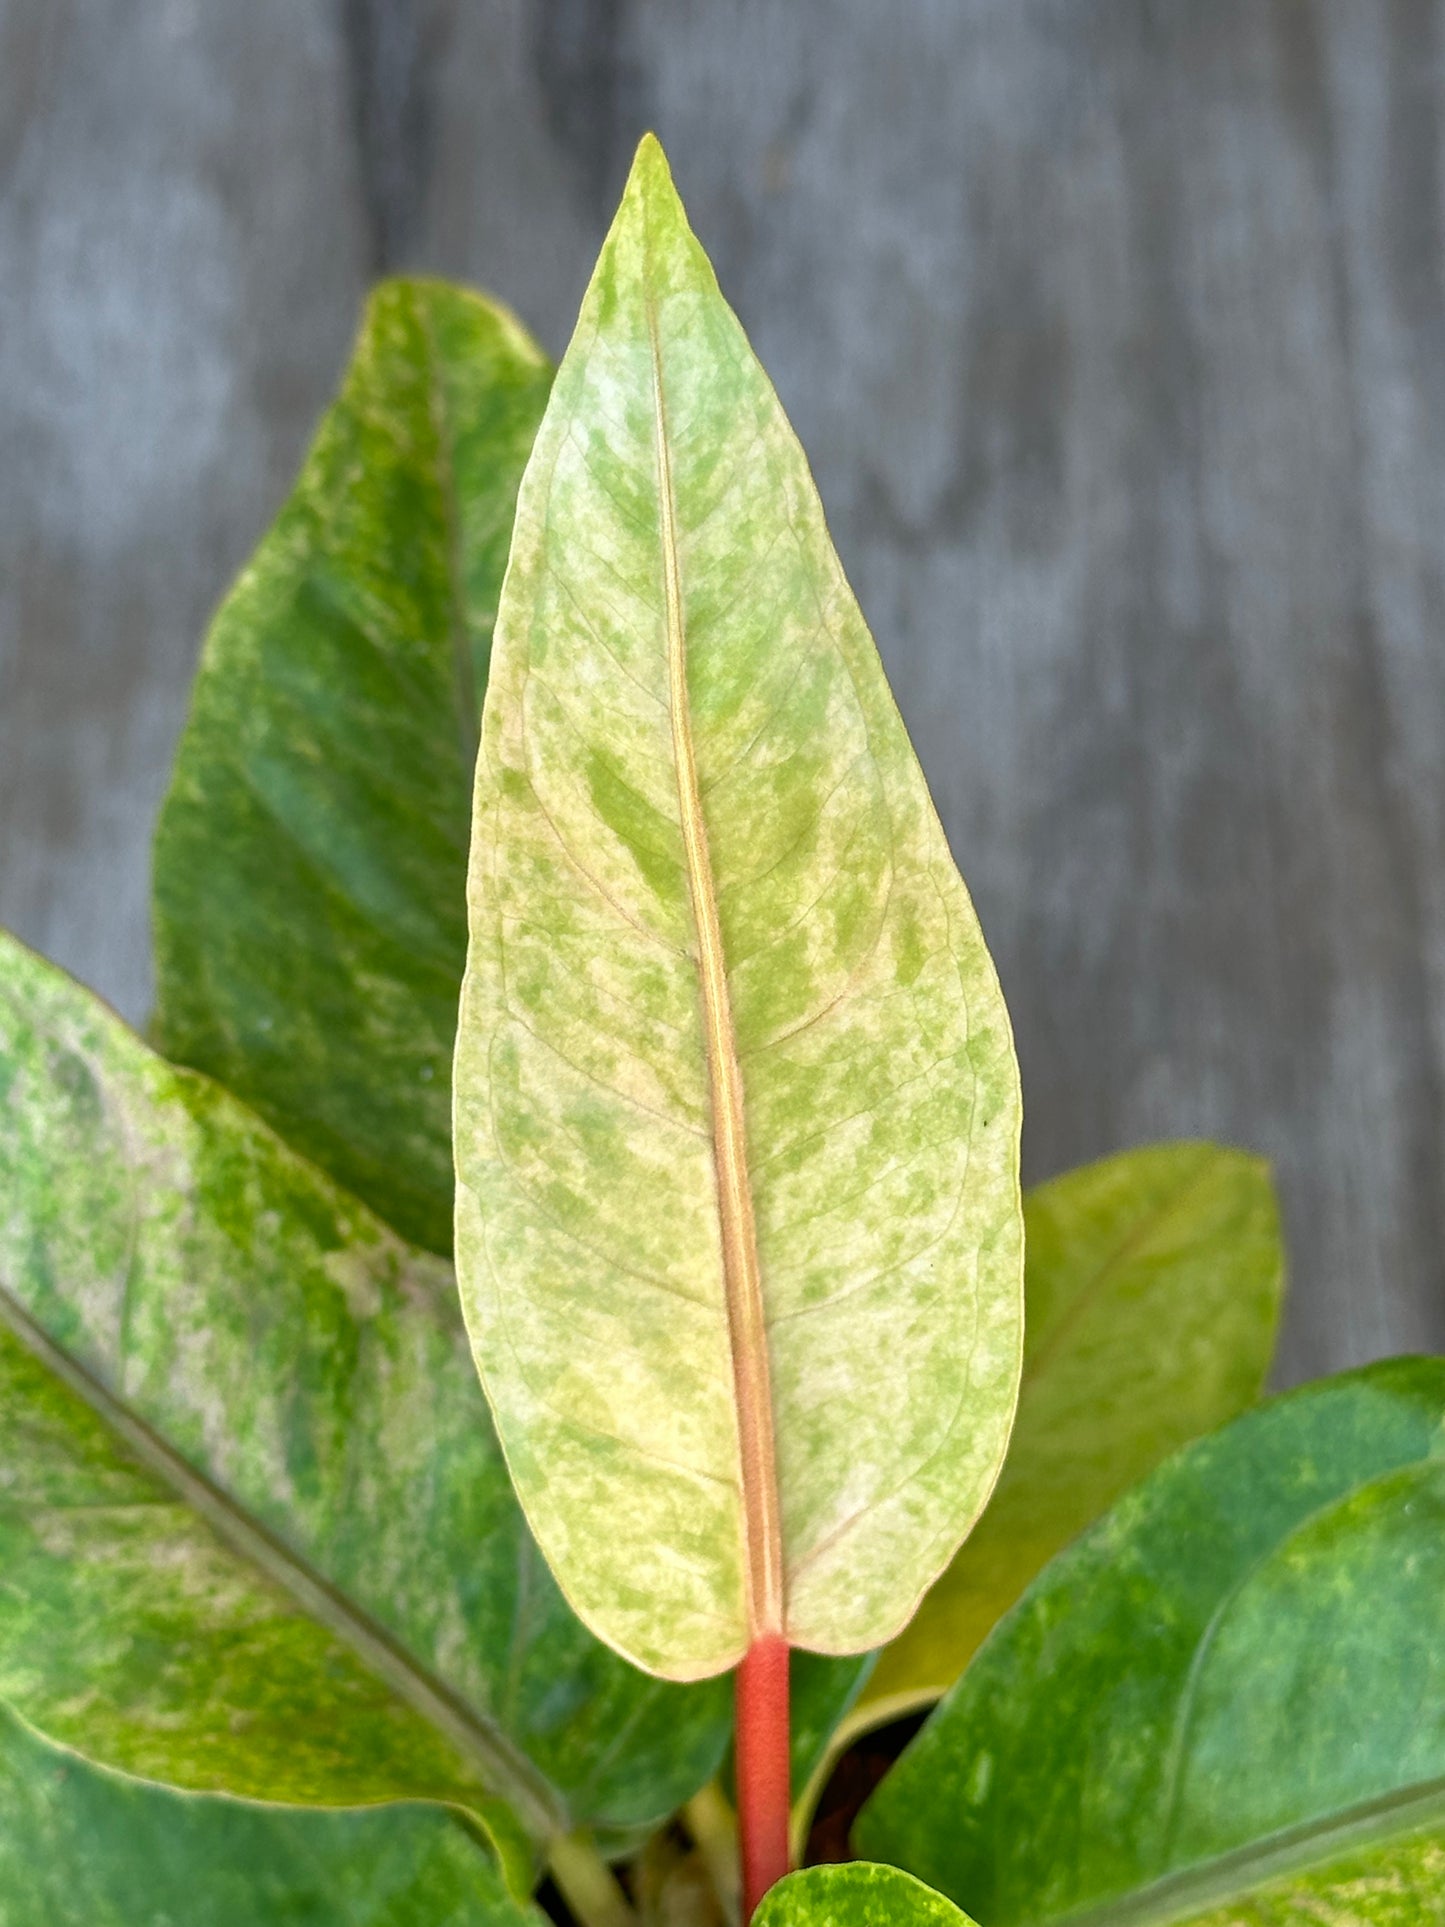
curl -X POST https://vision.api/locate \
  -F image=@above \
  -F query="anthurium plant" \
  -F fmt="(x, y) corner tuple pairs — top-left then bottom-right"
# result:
(0, 136), (1436, 1927)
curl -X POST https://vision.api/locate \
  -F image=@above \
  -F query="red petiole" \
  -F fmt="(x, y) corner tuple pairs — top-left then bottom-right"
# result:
(735, 1633), (791, 1919)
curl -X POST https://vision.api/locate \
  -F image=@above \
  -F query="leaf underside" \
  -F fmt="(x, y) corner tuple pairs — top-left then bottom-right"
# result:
(454, 135), (1023, 1680)
(0, 930), (731, 1847)
(856, 1358), (1445, 1927)
(153, 278), (553, 1256)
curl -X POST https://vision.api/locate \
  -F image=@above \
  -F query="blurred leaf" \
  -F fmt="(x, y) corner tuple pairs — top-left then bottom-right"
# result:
(0, 930), (730, 1847)
(863, 1143), (1283, 1719)
(855, 1358), (1445, 1927)
(787, 1655), (876, 1796)
(0, 1702), (539, 1927)
(454, 133), (1022, 1681)
(153, 277), (552, 1255)
(756, 1865), (977, 1927)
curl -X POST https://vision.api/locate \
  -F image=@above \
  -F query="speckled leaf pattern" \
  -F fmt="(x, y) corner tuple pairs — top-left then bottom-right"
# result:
(0, 1304), (521, 1852)
(0, 930), (732, 1844)
(856, 1358), (1445, 1927)
(0, 1703), (538, 1927)
(153, 278), (552, 1255)
(755, 1865), (978, 1927)
(454, 135), (1023, 1680)
(1159, 1819), (1445, 1927)
(861, 1144), (1282, 1719)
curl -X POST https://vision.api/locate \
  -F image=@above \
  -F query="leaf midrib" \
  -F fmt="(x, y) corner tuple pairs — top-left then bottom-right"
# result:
(1043, 1776), (1445, 1927)
(643, 234), (784, 1645)
(0, 1275), (564, 1842)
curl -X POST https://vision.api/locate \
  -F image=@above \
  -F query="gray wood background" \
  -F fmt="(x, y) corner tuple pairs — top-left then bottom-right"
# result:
(4, 1), (1443, 1384)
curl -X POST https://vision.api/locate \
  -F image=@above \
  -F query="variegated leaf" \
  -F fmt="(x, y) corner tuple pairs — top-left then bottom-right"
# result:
(454, 136), (1023, 1680)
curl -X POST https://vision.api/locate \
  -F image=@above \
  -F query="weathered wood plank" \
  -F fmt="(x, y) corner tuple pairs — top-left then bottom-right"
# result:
(3, 0), (1443, 1381)
(0, 0), (371, 1019)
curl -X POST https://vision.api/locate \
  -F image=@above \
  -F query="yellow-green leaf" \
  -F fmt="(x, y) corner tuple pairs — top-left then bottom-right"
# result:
(861, 1143), (1283, 1720)
(453, 136), (1023, 1680)
(756, 1864), (978, 1927)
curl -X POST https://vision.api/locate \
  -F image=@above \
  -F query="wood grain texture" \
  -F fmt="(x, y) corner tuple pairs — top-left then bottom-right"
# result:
(4, 0), (1444, 1383)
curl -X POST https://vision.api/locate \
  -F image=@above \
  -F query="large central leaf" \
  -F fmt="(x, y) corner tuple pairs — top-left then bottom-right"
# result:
(453, 136), (1023, 1680)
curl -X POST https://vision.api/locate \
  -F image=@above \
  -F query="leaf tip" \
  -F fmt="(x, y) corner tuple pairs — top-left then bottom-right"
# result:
(623, 130), (687, 225)
(631, 128), (672, 176)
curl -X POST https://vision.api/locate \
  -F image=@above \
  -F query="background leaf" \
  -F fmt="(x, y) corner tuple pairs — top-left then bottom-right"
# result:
(0, 1302), (520, 1840)
(755, 1864), (977, 1927)
(861, 1143), (1283, 1720)
(1126, 1819), (1445, 1927)
(855, 1357), (1445, 1927)
(0, 1703), (537, 1927)
(786, 1655), (876, 1796)
(454, 134), (1022, 1681)
(152, 277), (552, 1255)
(0, 930), (729, 1843)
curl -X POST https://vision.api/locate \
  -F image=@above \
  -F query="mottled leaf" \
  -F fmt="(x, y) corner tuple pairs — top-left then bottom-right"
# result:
(862, 1143), (1282, 1719)
(454, 135), (1022, 1681)
(0, 1302), (524, 1859)
(153, 277), (552, 1255)
(0, 930), (730, 1843)
(756, 1865), (977, 1927)
(855, 1358), (1445, 1927)
(0, 1702), (537, 1927)
(1138, 1815), (1445, 1927)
